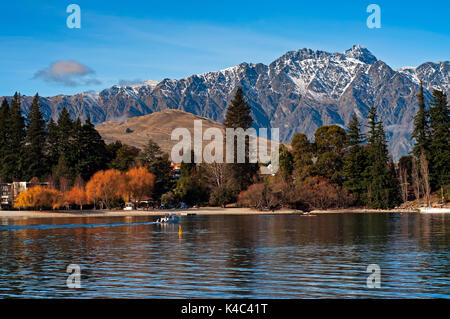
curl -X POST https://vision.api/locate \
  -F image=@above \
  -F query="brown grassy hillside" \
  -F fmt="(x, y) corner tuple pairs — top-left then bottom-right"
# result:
(96, 109), (224, 155)
(96, 109), (274, 159)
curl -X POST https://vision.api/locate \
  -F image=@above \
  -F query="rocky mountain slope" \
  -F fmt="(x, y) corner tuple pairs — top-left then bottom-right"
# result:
(3, 45), (449, 160)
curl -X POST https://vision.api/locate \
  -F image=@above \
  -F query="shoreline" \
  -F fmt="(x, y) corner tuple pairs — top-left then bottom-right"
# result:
(0, 207), (419, 219)
(310, 208), (419, 214)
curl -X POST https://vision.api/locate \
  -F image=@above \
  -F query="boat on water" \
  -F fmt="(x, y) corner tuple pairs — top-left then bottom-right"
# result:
(419, 207), (450, 213)
(180, 212), (197, 216)
(156, 213), (180, 224)
(295, 211), (316, 216)
(300, 212), (316, 217)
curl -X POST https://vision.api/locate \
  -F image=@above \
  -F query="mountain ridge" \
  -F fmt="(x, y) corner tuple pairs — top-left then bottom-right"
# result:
(2, 45), (449, 160)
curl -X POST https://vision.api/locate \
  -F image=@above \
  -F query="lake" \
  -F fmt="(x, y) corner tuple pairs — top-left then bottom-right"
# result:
(0, 213), (448, 298)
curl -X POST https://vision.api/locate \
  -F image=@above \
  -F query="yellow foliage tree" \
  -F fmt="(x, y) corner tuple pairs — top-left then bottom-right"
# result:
(14, 186), (64, 210)
(125, 166), (155, 204)
(65, 186), (88, 210)
(85, 169), (126, 209)
(86, 171), (101, 209)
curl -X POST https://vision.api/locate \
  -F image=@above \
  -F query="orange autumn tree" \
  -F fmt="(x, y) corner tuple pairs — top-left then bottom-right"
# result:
(65, 186), (88, 210)
(14, 188), (35, 208)
(14, 186), (64, 210)
(125, 166), (155, 204)
(86, 172), (102, 209)
(86, 169), (126, 209)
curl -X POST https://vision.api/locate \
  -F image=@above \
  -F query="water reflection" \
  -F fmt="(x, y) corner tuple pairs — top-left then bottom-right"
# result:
(0, 213), (448, 298)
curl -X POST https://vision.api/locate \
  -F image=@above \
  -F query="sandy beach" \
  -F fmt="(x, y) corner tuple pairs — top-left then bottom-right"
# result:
(0, 207), (419, 219)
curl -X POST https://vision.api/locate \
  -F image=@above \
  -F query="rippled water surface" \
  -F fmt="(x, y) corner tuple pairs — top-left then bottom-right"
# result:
(0, 213), (449, 298)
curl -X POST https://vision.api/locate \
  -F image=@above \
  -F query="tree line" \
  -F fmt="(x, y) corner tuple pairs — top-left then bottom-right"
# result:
(2, 85), (448, 211)
(236, 105), (402, 210)
(172, 86), (448, 211)
(236, 85), (449, 211)
(14, 167), (155, 210)
(158, 88), (402, 210)
(398, 84), (450, 205)
(0, 93), (108, 183)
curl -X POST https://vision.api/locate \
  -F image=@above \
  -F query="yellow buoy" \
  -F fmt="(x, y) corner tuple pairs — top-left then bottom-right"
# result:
(178, 225), (182, 236)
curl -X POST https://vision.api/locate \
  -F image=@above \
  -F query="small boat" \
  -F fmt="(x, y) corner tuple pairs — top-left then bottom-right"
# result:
(419, 207), (450, 213)
(156, 213), (180, 224)
(298, 211), (316, 216)
(180, 212), (197, 216)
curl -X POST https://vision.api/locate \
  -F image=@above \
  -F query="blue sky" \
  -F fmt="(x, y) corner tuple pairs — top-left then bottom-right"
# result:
(1, 0), (449, 97)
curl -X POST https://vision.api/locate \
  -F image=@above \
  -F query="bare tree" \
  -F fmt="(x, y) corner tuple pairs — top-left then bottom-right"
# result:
(411, 157), (421, 201)
(59, 176), (71, 193)
(47, 174), (58, 190)
(420, 151), (431, 207)
(399, 166), (409, 203)
(74, 175), (85, 188)
(203, 162), (227, 188)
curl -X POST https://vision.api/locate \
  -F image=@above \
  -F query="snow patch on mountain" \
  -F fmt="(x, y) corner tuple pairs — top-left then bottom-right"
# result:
(4, 45), (449, 161)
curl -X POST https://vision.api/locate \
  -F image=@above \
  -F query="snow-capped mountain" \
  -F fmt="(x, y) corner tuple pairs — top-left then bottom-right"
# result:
(3, 45), (449, 160)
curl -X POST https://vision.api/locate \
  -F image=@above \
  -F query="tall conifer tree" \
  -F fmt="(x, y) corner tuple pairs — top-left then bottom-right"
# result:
(57, 107), (74, 155)
(223, 88), (258, 192)
(429, 90), (450, 189)
(2, 92), (25, 181)
(75, 117), (108, 181)
(52, 108), (75, 180)
(0, 99), (10, 181)
(342, 113), (368, 205)
(22, 93), (47, 180)
(278, 144), (294, 181)
(138, 139), (173, 201)
(411, 82), (430, 158)
(46, 118), (59, 171)
(224, 88), (253, 129)
(365, 107), (400, 208)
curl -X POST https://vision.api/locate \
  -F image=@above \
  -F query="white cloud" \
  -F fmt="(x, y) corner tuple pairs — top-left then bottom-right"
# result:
(33, 61), (101, 86)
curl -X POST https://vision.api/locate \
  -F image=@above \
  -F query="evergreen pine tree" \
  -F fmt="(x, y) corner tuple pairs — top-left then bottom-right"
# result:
(56, 107), (74, 156)
(2, 92), (26, 181)
(375, 122), (389, 161)
(428, 90), (450, 189)
(179, 150), (196, 177)
(69, 118), (83, 179)
(138, 139), (173, 201)
(0, 99), (10, 181)
(175, 156), (209, 207)
(75, 117), (108, 181)
(411, 82), (430, 158)
(54, 152), (71, 182)
(46, 118), (60, 171)
(109, 144), (139, 171)
(223, 88), (258, 193)
(366, 106), (378, 145)
(347, 113), (364, 146)
(22, 93), (47, 180)
(278, 144), (294, 181)
(342, 113), (369, 205)
(52, 108), (76, 180)
(364, 107), (400, 208)
(224, 88), (253, 129)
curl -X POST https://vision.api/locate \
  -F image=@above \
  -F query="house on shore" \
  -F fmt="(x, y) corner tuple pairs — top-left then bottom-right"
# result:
(0, 181), (48, 209)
